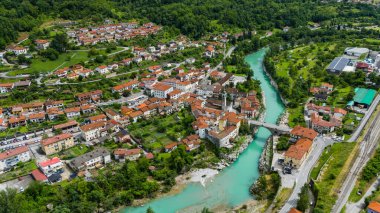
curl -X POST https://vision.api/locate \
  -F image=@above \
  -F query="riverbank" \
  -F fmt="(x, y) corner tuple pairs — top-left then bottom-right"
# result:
(124, 48), (285, 213)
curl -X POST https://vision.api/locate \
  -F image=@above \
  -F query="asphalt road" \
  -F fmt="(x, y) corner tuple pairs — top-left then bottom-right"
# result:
(279, 136), (335, 213)
(332, 110), (380, 213)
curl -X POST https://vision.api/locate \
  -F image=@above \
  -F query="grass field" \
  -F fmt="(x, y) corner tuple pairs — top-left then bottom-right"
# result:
(128, 110), (194, 152)
(51, 144), (92, 160)
(0, 160), (37, 183)
(8, 51), (90, 76)
(7, 47), (125, 76)
(312, 142), (356, 212)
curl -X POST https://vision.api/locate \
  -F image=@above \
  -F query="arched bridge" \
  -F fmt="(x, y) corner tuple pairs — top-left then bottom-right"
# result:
(247, 119), (292, 135)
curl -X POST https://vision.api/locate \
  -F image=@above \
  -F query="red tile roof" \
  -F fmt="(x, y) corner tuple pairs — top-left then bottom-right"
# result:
(291, 126), (318, 140)
(0, 146), (28, 160)
(368, 201), (380, 213)
(41, 133), (73, 146)
(39, 157), (61, 167)
(31, 169), (47, 181)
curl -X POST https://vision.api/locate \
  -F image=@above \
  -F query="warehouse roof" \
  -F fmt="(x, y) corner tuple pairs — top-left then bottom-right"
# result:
(327, 57), (350, 72)
(353, 88), (376, 106)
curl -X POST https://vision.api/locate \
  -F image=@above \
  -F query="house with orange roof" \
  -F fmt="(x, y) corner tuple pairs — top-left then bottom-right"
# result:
(88, 114), (107, 123)
(112, 80), (139, 93)
(76, 90), (103, 103)
(41, 133), (74, 155)
(81, 104), (96, 114)
(310, 112), (341, 133)
(45, 100), (64, 110)
(8, 116), (27, 128)
(95, 65), (109, 74)
(165, 142), (178, 153)
(284, 138), (313, 168)
(35, 39), (50, 50)
(368, 201), (380, 213)
(64, 107), (81, 119)
(205, 45), (215, 58)
(151, 82), (173, 99)
(0, 83), (14, 93)
(80, 121), (107, 141)
(28, 112), (46, 123)
(53, 120), (79, 133)
(288, 208), (302, 213)
(290, 126), (318, 141)
(128, 110), (144, 123)
(47, 107), (65, 120)
(114, 148), (141, 162)
(208, 126), (238, 148)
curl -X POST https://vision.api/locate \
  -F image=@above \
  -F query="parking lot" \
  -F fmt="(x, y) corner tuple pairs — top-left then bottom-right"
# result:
(0, 175), (33, 192)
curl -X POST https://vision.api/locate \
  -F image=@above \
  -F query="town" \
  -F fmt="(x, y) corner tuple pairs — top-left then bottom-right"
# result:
(2, 2), (380, 213)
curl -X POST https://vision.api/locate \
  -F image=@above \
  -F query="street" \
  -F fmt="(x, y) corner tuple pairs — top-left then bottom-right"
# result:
(279, 136), (335, 213)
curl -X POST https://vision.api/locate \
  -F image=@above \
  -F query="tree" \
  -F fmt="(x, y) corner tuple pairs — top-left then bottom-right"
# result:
(0, 188), (20, 213)
(297, 184), (310, 211)
(51, 33), (69, 53)
(146, 207), (155, 213)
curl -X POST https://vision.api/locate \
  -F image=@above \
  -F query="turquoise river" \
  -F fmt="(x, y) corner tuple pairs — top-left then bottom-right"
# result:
(125, 49), (285, 213)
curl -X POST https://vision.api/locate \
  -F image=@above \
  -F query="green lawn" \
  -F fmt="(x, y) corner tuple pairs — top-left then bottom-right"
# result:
(128, 109), (194, 152)
(0, 160), (37, 183)
(51, 144), (92, 160)
(8, 51), (90, 76)
(312, 142), (356, 212)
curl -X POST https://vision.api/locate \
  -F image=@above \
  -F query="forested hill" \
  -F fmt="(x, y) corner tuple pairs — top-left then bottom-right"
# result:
(1, 0), (380, 47)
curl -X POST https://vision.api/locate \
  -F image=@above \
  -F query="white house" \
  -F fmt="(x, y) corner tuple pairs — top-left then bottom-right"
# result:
(64, 107), (81, 119)
(80, 121), (105, 141)
(70, 148), (111, 171)
(0, 146), (31, 171)
(114, 148), (141, 162)
(0, 83), (14, 93)
(151, 83), (173, 99)
(95, 65), (109, 74)
(38, 157), (63, 177)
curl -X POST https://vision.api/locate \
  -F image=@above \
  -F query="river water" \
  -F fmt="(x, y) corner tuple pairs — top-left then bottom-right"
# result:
(124, 49), (285, 213)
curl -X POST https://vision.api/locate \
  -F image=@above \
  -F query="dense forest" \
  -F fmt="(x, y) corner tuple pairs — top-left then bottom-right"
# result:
(1, 0), (380, 47)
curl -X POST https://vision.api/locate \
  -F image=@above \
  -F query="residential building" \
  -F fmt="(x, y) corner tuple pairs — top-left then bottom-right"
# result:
(45, 100), (64, 110)
(284, 138), (313, 168)
(165, 142), (178, 153)
(80, 121), (105, 141)
(151, 83), (173, 98)
(88, 114), (107, 123)
(0, 83), (14, 93)
(290, 126), (318, 141)
(35, 39), (50, 50)
(38, 157), (63, 176)
(105, 109), (120, 121)
(0, 146), (31, 171)
(8, 46), (27, 55)
(368, 201), (380, 213)
(112, 80), (139, 93)
(208, 126), (238, 148)
(114, 148), (141, 162)
(76, 90), (103, 103)
(69, 148), (111, 171)
(53, 120), (79, 133)
(64, 107), (81, 119)
(28, 112), (46, 123)
(41, 133), (75, 155)
(95, 65), (109, 74)
(8, 116), (27, 128)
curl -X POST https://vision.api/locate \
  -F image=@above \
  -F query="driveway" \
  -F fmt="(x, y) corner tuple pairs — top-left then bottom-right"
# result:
(0, 175), (33, 192)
